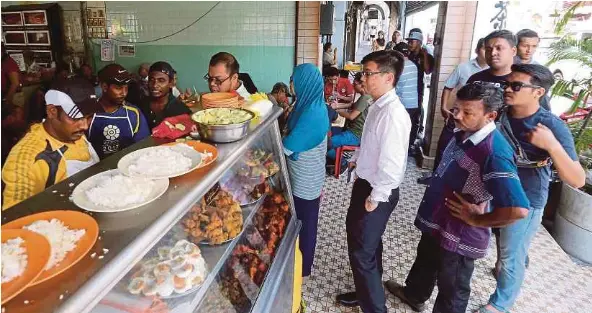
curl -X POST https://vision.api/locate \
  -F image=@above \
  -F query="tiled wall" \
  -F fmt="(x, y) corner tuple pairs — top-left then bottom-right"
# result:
(105, 1), (295, 47)
(423, 1), (478, 167)
(91, 1), (296, 93)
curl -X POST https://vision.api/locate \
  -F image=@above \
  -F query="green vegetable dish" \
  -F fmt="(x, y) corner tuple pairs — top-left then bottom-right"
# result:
(192, 108), (253, 125)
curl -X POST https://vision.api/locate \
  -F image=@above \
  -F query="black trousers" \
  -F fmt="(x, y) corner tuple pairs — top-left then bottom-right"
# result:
(406, 108), (421, 149)
(346, 178), (399, 313)
(294, 195), (321, 277)
(404, 233), (476, 313)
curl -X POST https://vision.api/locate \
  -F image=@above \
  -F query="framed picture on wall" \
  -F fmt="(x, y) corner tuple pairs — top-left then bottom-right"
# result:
(23, 10), (48, 26)
(26, 31), (51, 46)
(1, 12), (23, 27)
(31, 50), (53, 64)
(3, 31), (27, 46)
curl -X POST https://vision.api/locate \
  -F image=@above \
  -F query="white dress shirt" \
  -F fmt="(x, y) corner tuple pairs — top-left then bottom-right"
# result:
(351, 88), (411, 202)
(235, 82), (253, 100)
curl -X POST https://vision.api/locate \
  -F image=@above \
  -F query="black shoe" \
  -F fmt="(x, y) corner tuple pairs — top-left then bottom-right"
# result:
(417, 175), (432, 185)
(384, 280), (426, 312)
(336, 291), (358, 307)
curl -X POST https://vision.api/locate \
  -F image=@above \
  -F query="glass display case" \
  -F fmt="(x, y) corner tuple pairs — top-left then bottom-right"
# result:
(1, 107), (300, 313)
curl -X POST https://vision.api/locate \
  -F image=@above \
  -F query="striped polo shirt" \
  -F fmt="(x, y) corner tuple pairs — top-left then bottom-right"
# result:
(415, 122), (529, 259)
(395, 59), (419, 109)
(286, 136), (327, 200)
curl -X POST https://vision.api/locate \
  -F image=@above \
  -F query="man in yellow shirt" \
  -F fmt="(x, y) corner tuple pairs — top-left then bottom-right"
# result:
(2, 78), (102, 210)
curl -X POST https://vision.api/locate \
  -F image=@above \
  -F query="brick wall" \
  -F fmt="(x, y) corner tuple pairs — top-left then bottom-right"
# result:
(296, 1), (321, 66)
(423, 1), (478, 168)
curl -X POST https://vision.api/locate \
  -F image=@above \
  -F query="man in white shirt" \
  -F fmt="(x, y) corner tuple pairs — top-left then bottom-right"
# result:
(336, 50), (411, 313)
(206, 52), (252, 99)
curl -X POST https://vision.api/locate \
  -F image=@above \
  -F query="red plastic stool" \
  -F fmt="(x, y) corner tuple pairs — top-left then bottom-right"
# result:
(335, 145), (358, 178)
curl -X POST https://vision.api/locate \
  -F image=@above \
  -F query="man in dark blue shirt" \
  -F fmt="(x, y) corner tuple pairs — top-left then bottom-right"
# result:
(385, 82), (530, 313)
(87, 64), (150, 159)
(481, 64), (585, 313)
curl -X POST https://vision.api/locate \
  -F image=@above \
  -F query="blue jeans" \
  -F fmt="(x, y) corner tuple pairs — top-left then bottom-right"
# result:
(489, 209), (543, 312)
(327, 129), (360, 161)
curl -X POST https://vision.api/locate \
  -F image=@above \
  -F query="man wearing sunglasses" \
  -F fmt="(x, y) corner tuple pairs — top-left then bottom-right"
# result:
(86, 64), (150, 159)
(206, 52), (252, 99)
(139, 61), (191, 130)
(467, 30), (550, 111)
(479, 64), (585, 313)
(385, 82), (530, 313)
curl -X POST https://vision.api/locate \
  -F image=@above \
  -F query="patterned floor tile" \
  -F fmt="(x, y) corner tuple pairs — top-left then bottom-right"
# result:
(302, 161), (592, 313)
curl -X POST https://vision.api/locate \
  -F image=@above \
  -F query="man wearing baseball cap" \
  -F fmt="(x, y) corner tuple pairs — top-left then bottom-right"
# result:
(268, 82), (292, 107)
(406, 29), (435, 153)
(2, 77), (102, 210)
(86, 63), (150, 159)
(139, 61), (191, 129)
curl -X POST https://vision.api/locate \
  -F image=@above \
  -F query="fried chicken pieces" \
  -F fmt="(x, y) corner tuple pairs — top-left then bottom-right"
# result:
(182, 190), (243, 245)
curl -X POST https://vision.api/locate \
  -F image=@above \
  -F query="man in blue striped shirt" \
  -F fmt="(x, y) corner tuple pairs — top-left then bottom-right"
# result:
(394, 42), (420, 150)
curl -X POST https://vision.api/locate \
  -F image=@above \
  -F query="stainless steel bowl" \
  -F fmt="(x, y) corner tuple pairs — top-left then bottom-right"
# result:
(191, 109), (254, 143)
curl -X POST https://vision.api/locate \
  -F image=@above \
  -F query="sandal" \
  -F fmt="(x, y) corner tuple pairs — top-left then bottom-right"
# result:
(474, 305), (510, 313)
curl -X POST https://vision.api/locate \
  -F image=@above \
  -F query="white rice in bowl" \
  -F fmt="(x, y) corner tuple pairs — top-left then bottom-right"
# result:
(128, 145), (193, 177)
(85, 174), (156, 209)
(1, 237), (28, 283)
(24, 219), (85, 270)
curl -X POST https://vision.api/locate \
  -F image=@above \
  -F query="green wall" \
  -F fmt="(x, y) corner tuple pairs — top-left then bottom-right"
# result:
(91, 45), (295, 94)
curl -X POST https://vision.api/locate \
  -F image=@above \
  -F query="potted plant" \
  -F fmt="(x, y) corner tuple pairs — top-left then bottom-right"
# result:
(547, 1), (592, 262)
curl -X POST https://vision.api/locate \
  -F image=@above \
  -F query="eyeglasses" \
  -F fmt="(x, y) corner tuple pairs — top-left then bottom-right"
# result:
(361, 71), (389, 77)
(504, 81), (542, 92)
(203, 74), (231, 86)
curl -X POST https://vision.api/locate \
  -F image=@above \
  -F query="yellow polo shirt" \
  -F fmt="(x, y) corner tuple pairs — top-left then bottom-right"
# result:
(2, 123), (93, 210)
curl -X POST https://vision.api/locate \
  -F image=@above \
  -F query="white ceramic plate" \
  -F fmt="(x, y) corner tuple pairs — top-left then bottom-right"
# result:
(117, 144), (203, 179)
(71, 169), (169, 213)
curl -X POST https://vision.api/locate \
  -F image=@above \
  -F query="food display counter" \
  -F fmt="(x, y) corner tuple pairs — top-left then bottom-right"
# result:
(1, 106), (301, 313)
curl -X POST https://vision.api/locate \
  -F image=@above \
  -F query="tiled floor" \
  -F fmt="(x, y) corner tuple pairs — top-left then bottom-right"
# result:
(302, 161), (592, 313)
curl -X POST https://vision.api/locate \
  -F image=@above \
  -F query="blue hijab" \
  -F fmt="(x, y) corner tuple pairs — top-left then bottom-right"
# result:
(283, 64), (329, 160)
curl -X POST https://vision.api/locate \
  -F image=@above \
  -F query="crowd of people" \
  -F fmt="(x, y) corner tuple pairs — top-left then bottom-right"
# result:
(0, 25), (587, 313)
(317, 28), (585, 313)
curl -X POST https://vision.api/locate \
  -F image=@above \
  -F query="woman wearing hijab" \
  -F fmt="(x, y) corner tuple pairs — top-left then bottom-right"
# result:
(283, 63), (329, 277)
(373, 30), (387, 51)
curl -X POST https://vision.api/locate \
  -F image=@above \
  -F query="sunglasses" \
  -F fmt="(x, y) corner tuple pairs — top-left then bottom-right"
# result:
(503, 81), (542, 92)
(203, 74), (231, 86)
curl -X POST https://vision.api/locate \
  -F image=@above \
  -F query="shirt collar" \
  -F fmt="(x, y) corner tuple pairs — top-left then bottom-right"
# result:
(371, 88), (398, 108)
(235, 81), (252, 99)
(454, 121), (496, 145)
(471, 58), (487, 70)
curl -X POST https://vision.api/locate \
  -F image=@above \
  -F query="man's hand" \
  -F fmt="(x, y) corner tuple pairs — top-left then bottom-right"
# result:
(365, 196), (378, 212)
(348, 162), (358, 181)
(446, 192), (488, 226)
(441, 107), (453, 120)
(330, 100), (339, 109)
(527, 123), (561, 152)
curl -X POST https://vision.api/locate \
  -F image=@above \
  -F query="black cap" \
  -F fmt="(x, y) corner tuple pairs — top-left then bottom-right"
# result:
(149, 61), (175, 79)
(271, 82), (292, 97)
(45, 77), (101, 118)
(98, 63), (133, 85)
(394, 42), (411, 56)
